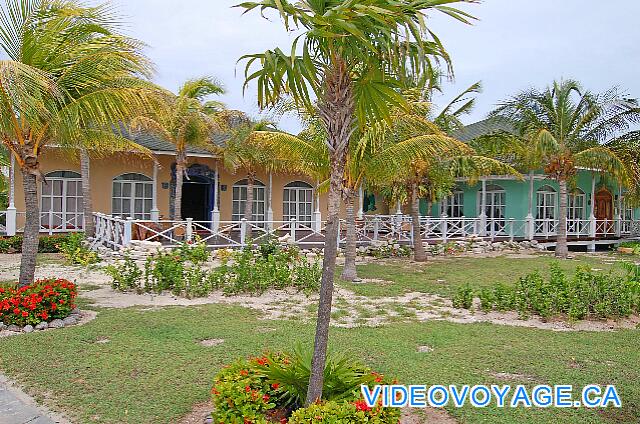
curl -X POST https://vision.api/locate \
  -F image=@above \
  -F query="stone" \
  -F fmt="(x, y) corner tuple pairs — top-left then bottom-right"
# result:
(7, 324), (21, 332)
(0, 322), (5, 331)
(199, 339), (224, 347)
(63, 316), (78, 326)
(23, 325), (34, 333)
(35, 322), (49, 331)
(417, 345), (434, 353)
(49, 319), (65, 329)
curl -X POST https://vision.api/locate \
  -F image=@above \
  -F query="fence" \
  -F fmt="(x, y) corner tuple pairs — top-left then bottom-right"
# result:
(90, 213), (640, 251)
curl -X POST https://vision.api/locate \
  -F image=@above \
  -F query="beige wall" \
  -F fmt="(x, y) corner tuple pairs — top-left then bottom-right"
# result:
(13, 148), (392, 223)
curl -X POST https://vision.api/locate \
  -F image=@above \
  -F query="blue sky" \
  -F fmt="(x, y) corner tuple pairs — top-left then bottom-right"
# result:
(68, 1), (640, 131)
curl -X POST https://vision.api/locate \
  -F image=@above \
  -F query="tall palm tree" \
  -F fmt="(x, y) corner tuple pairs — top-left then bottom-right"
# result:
(238, 0), (476, 403)
(0, 0), (158, 285)
(486, 80), (639, 258)
(131, 77), (225, 220)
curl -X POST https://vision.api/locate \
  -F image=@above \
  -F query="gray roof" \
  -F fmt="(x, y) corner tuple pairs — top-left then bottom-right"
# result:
(132, 132), (228, 156)
(453, 117), (514, 142)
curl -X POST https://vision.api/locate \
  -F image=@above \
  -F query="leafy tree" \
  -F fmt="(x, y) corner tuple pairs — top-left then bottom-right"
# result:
(238, 0), (476, 402)
(131, 77), (225, 220)
(482, 80), (640, 258)
(0, 0), (158, 285)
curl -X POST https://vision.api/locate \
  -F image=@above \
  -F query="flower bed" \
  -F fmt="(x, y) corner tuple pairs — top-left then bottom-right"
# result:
(0, 278), (78, 328)
(211, 350), (400, 423)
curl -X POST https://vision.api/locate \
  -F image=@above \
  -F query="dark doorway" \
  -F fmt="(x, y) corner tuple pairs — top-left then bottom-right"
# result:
(181, 176), (212, 222)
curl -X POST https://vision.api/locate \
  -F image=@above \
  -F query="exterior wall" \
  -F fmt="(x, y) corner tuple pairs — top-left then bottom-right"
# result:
(12, 148), (379, 225)
(421, 170), (639, 223)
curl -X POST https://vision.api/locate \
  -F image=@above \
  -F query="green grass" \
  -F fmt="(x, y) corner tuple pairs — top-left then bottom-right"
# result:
(0, 303), (638, 424)
(339, 254), (620, 297)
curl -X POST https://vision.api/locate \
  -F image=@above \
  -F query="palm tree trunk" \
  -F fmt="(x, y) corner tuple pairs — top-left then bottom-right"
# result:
(19, 168), (39, 286)
(244, 173), (254, 240)
(411, 183), (427, 262)
(556, 179), (569, 258)
(340, 193), (358, 281)
(80, 149), (95, 238)
(306, 57), (354, 406)
(174, 151), (186, 221)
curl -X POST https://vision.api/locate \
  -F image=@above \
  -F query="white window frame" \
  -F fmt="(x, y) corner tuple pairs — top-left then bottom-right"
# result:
(112, 173), (153, 220)
(440, 191), (464, 218)
(232, 179), (266, 224)
(536, 185), (557, 221)
(568, 189), (586, 220)
(283, 181), (314, 225)
(40, 171), (83, 231)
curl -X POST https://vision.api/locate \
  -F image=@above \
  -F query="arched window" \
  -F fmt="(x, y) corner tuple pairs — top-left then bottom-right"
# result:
(112, 173), (153, 219)
(284, 181), (314, 224)
(232, 179), (266, 223)
(536, 185), (557, 220)
(41, 171), (83, 230)
(568, 188), (586, 220)
(440, 190), (464, 217)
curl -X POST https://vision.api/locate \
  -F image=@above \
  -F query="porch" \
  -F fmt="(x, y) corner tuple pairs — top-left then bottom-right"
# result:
(90, 213), (640, 251)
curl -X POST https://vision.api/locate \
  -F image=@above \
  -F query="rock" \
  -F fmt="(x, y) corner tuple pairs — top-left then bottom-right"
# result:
(71, 307), (82, 315)
(35, 322), (49, 331)
(7, 324), (21, 332)
(63, 316), (78, 326)
(417, 345), (434, 353)
(23, 325), (34, 333)
(49, 319), (65, 329)
(0, 322), (5, 331)
(200, 339), (224, 347)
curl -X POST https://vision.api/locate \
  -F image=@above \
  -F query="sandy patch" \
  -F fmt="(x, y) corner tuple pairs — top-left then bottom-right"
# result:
(402, 408), (457, 423)
(178, 402), (212, 424)
(199, 339), (224, 347)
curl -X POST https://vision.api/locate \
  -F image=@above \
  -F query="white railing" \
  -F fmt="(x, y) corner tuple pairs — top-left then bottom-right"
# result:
(16, 211), (84, 235)
(86, 213), (640, 251)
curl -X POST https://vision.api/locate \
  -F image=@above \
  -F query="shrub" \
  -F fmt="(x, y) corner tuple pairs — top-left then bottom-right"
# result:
(367, 241), (411, 259)
(0, 234), (83, 254)
(452, 284), (474, 309)
(478, 288), (495, 312)
(212, 349), (400, 424)
(56, 233), (100, 266)
(467, 264), (640, 321)
(0, 278), (77, 326)
(106, 254), (142, 292)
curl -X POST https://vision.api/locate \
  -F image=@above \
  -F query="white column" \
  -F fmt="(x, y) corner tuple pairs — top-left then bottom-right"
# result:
(313, 181), (321, 232)
(6, 154), (16, 236)
(395, 201), (402, 215)
(616, 186), (623, 237)
(588, 174), (597, 250)
(440, 197), (448, 218)
(525, 171), (535, 240)
(267, 172), (274, 230)
(150, 160), (160, 221)
(211, 162), (220, 232)
(357, 186), (364, 220)
(479, 178), (487, 236)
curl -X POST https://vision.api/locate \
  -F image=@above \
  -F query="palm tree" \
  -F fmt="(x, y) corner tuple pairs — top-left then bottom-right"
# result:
(219, 119), (296, 239)
(0, 0), (158, 285)
(131, 77), (225, 221)
(238, 0), (476, 402)
(486, 80), (639, 258)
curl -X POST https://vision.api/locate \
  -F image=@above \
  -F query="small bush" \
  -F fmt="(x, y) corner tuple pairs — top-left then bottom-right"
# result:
(212, 349), (400, 424)
(0, 278), (77, 326)
(464, 264), (640, 321)
(452, 284), (474, 309)
(56, 233), (99, 266)
(106, 254), (142, 292)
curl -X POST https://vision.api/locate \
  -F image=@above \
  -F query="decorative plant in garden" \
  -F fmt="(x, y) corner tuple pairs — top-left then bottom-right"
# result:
(0, 279), (77, 326)
(211, 348), (400, 423)
(106, 239), (321, 298)
(452, 263), (640, 321)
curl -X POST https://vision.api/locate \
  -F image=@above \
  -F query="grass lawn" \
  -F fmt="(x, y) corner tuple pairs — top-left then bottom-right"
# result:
(0, 302), (638, 424)
(338, 253), (621, 297)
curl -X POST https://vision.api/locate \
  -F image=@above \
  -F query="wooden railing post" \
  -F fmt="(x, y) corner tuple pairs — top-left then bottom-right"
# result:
(290, 218), (297, 244)
(240, 219), (247, 245)
(186, 218), (194, 242)
(123, 217), (133, 246)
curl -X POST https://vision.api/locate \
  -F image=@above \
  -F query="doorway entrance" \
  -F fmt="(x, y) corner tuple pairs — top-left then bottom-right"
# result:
(594, 188), (613, 221)
(181, 176), (213, 222)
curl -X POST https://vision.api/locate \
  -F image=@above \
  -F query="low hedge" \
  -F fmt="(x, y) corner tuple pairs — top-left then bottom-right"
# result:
(0, 278), (77, 326)
(0, 234), (79, 254)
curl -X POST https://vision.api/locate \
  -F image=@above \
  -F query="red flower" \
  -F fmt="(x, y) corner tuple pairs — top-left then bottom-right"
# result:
(271, 383), (280, 390)
(21, 311), (28, 317)
(245, 386), (251, 392)
(353, 399), (372, 412)
(240, 369), (249, 376)
(262, 394), (270, 402)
